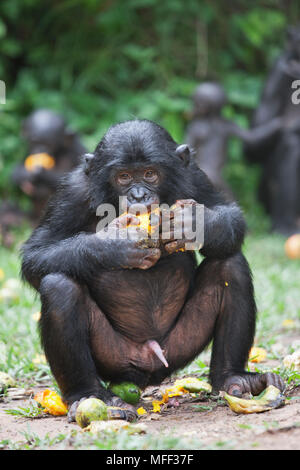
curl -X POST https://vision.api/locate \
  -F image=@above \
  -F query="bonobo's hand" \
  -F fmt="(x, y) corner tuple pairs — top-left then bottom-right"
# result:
(161, 199), (203, 254)
(96, 213), (161, 270)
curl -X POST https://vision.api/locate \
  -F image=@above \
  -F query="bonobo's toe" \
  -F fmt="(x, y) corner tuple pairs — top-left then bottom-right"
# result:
(109, 396), (138, 422)
(223, 372), (285, 397)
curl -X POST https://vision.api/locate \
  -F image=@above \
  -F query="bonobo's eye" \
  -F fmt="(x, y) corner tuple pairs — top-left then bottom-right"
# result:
(117, 172), (132, 185)
(144, 169), (159, 183)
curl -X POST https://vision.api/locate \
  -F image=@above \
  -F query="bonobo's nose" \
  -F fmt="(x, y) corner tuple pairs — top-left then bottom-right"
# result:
(128, 186), (149, 203)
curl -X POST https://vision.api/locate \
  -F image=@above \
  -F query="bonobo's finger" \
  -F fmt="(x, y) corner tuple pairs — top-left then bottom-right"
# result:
(139, 248), (161, 269)
(115, 213), (140, 228)
(169, 199), (197, 213)
(164, 239), (186, 254)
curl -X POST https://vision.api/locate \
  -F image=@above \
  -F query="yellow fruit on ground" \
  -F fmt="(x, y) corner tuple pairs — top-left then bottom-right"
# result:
(249, 347), (267, 363)
(34, 389), (68, 416)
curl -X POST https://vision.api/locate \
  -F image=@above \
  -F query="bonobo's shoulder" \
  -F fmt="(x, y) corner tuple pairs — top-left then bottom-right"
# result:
(41, 166), (93, 227)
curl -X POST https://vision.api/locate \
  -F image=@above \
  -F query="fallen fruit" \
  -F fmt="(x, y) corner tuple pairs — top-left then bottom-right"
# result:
(109, 382), (141, 405)
(283, 350), (300, 371)
(223, 385), (285, 414)
(249, 347), (267, 363)
(174, 377), (212, 393)
(0, 371), (16, 392)
(83, 419), (146, 435)
(284, 234), (300, 259)
(75, 398), (108, 428)
(34, 389), (68, 416)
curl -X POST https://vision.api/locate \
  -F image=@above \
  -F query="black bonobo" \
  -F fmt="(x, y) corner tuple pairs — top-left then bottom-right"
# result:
(21, 120), (284, 421)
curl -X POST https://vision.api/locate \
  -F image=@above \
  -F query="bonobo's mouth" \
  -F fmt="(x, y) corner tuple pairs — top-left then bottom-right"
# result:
(126, 197), (160, 214)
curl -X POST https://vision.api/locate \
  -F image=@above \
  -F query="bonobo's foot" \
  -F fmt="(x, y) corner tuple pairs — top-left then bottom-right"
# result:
(67, 394), (138, 423)
(220, 372), (285, 398)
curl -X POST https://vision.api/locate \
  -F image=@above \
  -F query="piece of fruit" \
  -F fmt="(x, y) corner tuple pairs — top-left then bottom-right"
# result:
(34, 389), (68, 416)
(83, 419), (147, 435)
(0, 371), (16, 392)
(284, 234), (300, 259)
(75, 398), (108, 428)
(283, 350), (300, 371)
(174, 377), (212, 393)
(24, 153), (55, 171)
(126, 207), (160, 235)
(223, 385), (285, 414)
(109, 382), (141, 405)
(249, 347), (267, 363)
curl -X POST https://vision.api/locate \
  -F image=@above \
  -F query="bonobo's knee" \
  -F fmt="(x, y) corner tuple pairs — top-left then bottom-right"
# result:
(200, 252), (251, 283)
(39, 273), (81, 312)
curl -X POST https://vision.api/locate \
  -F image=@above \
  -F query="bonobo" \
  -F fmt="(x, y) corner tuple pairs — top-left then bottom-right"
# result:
(12, 109), (86, 221)
(21, 120), (284, 421)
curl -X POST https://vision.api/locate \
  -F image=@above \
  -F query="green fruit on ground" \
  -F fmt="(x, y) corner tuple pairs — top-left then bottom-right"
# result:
(109, 382), (141, 405)
(75, 398), (108, 428)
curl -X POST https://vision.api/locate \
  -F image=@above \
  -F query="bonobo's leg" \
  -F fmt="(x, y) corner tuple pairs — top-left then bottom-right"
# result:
(151, 253), (284, 396)
(39, 273), (140, 422)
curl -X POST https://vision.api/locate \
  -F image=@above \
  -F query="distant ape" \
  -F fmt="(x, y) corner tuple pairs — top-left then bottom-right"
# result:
(21, 120), (284, 422)
(186, 82), (283, 200)
(245, 26), (300, 235)
(12, 109), (86, 221)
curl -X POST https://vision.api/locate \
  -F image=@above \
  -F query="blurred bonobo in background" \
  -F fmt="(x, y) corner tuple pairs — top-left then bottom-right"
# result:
(245, 26), (300, 236)
(12, 109), (86, 221)
(185, 82), (283, 201)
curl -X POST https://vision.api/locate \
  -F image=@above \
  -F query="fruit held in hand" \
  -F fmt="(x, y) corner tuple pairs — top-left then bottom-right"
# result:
(109, 382), (141, 405)
(75, 398), (108, 428)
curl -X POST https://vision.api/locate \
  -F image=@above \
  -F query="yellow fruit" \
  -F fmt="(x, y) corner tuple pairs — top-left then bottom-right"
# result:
(224, 385), (285, 414)
(284, 234), (300, 259)
(174, 377), (212, 393)
(24, 153), (55, 171)
(75, 398), (108, 428)
(34, 389), (68, 416)
(126, 207), (160, 235)
(249, 347), (267, 363)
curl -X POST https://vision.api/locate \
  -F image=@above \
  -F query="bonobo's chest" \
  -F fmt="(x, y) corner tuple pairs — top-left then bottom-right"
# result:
(89, 253), (196, 343)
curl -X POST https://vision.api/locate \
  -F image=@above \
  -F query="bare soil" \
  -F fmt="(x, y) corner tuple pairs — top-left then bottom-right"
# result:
(1, 356), (300, 450)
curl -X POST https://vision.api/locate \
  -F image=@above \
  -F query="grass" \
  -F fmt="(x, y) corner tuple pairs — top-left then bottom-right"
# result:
(0, 220), (299, 450)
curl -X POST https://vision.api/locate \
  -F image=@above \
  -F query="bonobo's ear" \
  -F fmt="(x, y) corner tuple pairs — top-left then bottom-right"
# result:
(83, 153), (95, 175)
(175, 144), (190, 167)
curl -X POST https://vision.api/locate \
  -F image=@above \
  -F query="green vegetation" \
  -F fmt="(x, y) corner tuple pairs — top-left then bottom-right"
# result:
(0, 0), (299, 451)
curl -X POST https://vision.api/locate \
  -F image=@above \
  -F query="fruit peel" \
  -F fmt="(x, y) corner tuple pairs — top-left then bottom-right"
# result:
(223, 385), (285, 414)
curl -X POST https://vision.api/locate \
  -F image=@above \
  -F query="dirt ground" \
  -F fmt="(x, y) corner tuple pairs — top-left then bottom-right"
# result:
(1, 378), (300, 450)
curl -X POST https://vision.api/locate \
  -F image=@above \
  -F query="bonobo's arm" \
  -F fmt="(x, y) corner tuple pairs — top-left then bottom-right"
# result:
(194, 169), (246, 258)
(21, 169), (159, 289)
(226, 117), (283, 150)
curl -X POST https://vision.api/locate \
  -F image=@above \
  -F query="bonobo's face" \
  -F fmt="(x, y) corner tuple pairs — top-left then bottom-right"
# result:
(86, 120), (193, 211)
(111, 165), (161, 210)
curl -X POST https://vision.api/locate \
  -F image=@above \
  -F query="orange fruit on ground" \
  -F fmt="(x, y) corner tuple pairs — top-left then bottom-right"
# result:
(284, 234), (300, 259)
